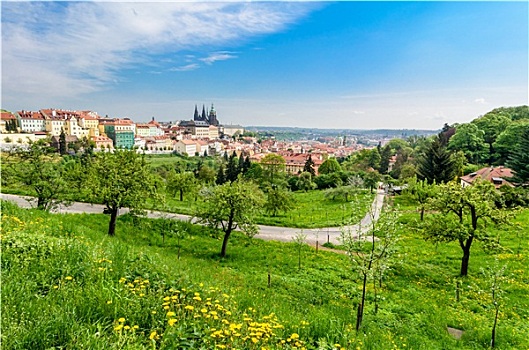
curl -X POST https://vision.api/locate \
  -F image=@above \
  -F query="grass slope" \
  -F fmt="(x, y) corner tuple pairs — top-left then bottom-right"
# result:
(1, 197), (528, 349)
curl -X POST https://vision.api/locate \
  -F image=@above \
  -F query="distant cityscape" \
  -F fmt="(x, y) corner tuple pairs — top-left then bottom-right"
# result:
(0, 105), (437, 173)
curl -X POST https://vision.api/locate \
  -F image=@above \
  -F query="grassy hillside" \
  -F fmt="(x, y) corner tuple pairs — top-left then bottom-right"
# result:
(1, 198), (528, 349)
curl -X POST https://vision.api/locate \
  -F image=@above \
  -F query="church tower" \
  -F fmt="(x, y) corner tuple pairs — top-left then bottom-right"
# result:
(208, 103), (219, 126)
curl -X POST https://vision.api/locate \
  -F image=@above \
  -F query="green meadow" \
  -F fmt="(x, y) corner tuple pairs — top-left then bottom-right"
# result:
(2, 194), (528, 349)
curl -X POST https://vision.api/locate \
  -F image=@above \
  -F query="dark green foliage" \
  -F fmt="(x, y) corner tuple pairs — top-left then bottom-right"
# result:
(416, 135), (456, 184)
(506, 127), (529, 184)
(303, 155), (316, 176)
(378, 145), (392, 174)
(216, 163), (226, 185)
(318, 158), (342, 175)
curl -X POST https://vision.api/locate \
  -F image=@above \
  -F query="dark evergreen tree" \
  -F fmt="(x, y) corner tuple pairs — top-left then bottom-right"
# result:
(416, 135), (456, 184)
(226, 151), (240, 182)
(59, 129), (67, 155)
(379, 145), (392, 174)
(506, 128), (529, 184)
(216, 163), (226, 185)
(242, 156), (251, 175)
(238, 153), (245, 173)
(223, 151), (229, 162)
(303, 155), (316, 176)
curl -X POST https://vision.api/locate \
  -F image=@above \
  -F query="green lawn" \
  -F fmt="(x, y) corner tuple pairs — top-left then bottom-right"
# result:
(155, 189), (375, 228)
(2, 197), (528, 349)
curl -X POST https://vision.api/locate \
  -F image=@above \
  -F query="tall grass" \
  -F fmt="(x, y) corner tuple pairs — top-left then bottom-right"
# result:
(2, 198), (528, 349)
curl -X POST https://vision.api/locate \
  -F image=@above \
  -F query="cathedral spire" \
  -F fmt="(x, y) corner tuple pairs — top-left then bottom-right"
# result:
(193, 105), (199, 121)
(201, 105), (207, 121)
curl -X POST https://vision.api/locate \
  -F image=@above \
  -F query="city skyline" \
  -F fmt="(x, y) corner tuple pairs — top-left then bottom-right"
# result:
(2, 1), (527, 129)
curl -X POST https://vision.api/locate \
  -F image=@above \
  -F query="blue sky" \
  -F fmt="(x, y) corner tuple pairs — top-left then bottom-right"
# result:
(2, 1), (527, 129)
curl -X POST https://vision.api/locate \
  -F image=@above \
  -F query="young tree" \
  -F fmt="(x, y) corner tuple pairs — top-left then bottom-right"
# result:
(260, 153), (286, 184)
(264, 185), (295, 217)
(421, 180), (511, 276)
(167, 171), (198, 201)
(341, 203), (400, 331)
(378, 145), (393, 174)
(194, 179), (265, 257)
(9, 139), (72, 210)
(363, 170), (381, 193)
(296, 171), (316, 192)
(405, 177), (438, 220)
(87, 149), (160, 236)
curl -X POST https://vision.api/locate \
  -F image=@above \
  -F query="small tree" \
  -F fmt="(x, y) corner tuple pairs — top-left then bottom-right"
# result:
(167, 171), (198, 201)
(341, 202), (400, 331)
(264, 185), (295, 217)
(87, 149), (160, 236)
(292, 231), (307, 269)
(421, 180), (511, 276)
(195, 179), (264, 257)
(10, 139), (72, 210)
(260, 153), (286, 184)
(296, 171), (316, 192)
(405, 176), (438, 220)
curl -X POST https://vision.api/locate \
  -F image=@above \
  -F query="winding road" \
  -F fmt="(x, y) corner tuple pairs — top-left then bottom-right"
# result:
(1, 190), (385, 245)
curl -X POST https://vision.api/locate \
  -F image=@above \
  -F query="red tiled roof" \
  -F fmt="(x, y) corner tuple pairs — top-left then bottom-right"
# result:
(0, 112), (16, 120)
(461, 166), (514, 188)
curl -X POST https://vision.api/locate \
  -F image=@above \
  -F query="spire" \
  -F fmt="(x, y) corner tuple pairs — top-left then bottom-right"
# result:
(193, 105), (199, 121)
(201, 105), (207, 121)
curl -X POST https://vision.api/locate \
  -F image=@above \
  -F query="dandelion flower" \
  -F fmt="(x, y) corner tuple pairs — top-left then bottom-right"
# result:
(149, 331), (157, 340)
(168, 318), (177, 327)
(167, 311), (176, 317)
(118, 317), (125, 323)
(65, 276), (73, 281)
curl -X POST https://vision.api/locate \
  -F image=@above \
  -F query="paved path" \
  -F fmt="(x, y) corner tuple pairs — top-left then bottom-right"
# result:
(1, 190), (385, 245)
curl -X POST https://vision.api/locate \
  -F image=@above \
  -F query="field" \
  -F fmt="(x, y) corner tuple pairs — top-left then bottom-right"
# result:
(155, 189), (375, 229)
(2, 194), (528, 349)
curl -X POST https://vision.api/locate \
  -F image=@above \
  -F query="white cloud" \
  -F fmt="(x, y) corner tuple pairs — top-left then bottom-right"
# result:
(474, 98), (487, 104)
(200, 52), (238, 65)
(1, 2), (314, 102)
(170, 64), (200, 72)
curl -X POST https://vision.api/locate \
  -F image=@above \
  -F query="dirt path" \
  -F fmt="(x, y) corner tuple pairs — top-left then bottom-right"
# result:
(1, 189), (385, 246)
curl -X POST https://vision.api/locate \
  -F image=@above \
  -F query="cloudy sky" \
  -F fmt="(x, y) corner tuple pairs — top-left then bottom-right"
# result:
(2, 1), (527, 129)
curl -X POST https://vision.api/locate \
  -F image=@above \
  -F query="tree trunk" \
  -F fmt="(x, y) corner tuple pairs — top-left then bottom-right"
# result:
(220, 229), (231, 258)
(491, 305), (499, 348)
(179, 189), (184, 201)
(356, 272), (368, 331)
(420, 206), (425, 221)
(108, 207), (118, 236)
(460, 247), (471, 276)
(37, 196), (47, 210)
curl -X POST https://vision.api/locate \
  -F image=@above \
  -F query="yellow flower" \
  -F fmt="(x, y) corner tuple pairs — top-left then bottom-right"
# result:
(193, 296), (202, 301)
(149, 331), (157, 340)
(124, 325), (131, 330)
(184, 305), (194, 311)
(251, 338), (259, 343)
(291, 333), (299, 340)
(114, 324), (123, 331)
(168, 318), (177, 327)
(65, 276), (73, 281)
(106, 300), (112, 304)
(167, 311), (176, 317)
(118, 317), (125, 323)
(151, 311), (157, 314)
